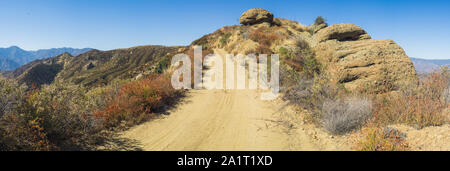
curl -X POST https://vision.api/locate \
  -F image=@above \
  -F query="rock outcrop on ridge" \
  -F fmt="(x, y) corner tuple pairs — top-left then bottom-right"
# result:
(194, 8), (418, 93)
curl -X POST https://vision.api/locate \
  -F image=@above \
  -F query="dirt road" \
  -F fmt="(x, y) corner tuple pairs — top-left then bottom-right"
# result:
(121, 89), (322, 151)
(119, 49), (347, 151)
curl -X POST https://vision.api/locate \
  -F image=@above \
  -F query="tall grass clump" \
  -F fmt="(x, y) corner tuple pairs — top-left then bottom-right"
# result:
(322, 96), (372, 135)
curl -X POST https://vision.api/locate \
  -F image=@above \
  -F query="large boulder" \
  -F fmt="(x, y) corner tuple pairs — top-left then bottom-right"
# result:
(308, 23), (328, 34)
(311, 23), (418, 93)
(314, 38), (418, 93)
(314, 24), (371, 43)
(240, 8), (274, 26)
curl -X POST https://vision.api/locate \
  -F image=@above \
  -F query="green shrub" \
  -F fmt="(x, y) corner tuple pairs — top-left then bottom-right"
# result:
(220, 32), (232, 46)
(314, 16), (326, 25)
(278, 47), (291, 59)
(155, 56), (170, 74)
(0, 80), (104, 151)
(301, 48), (320, 78)
(20, 83), (103, 150)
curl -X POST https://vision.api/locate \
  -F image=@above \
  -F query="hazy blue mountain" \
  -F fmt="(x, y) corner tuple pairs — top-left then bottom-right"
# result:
(30, 47), (93, 59)
(0, 46), (92, 71)
(0, 46), (35, 65)
(410, 57), (450, 73)
(0, 58), (21, 71)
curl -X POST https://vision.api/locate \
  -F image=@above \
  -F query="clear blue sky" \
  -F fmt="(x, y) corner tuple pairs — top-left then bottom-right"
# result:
(1, 0), (449, 59)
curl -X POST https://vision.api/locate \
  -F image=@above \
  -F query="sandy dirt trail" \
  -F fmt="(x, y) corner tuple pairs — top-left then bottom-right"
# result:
(121, 89), (322, 151)
(120, 49), (325, 151)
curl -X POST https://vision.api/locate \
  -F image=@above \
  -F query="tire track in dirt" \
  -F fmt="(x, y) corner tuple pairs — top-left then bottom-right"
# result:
(119, 49), (329, 151)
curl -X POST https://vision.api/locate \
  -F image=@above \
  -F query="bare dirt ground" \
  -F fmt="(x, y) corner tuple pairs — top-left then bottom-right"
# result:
(389, 124), (450, 151)
(102, 87), (448, 151)
(118, 89), (350, 151)
(115, 49), (351, 151)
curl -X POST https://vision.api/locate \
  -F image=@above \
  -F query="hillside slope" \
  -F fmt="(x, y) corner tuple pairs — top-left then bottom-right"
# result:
(1, 53), (73, 87)
(55, 45), (183, 87)
(2, 46), (184, 87)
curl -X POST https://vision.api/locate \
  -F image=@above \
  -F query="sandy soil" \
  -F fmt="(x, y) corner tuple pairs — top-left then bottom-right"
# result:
(121, 88), (334, 151)
(389, 124), (450, 151)
(117, 49), (351, 151)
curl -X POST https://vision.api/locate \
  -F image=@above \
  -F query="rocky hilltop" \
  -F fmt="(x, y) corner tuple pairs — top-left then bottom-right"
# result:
(191, 8), (418, 93)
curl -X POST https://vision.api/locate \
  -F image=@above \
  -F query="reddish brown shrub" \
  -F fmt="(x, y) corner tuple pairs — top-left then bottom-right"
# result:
(1, 115), (53, 151)
(95, 74), (182, 128)
(249, 27), (282, 54)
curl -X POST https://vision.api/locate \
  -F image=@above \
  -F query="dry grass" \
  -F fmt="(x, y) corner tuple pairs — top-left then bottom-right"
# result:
(353, 68), (449, 151)
(278, 18), (308, 32)
(322, 96), (372, 135)
(371, 68), (449, 128)
(353, 126), (409, 151)
(249, 27), (282, 54)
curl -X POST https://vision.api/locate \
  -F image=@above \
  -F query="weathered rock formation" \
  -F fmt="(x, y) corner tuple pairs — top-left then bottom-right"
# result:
(314, 24), (371, 43)
(313, 24), (417, 92)
(240, 8), (274, 26)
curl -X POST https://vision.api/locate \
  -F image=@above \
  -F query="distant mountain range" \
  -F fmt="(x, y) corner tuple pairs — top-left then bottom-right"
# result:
(410, 57), (450, 74)
(0, 46), (92, 71)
